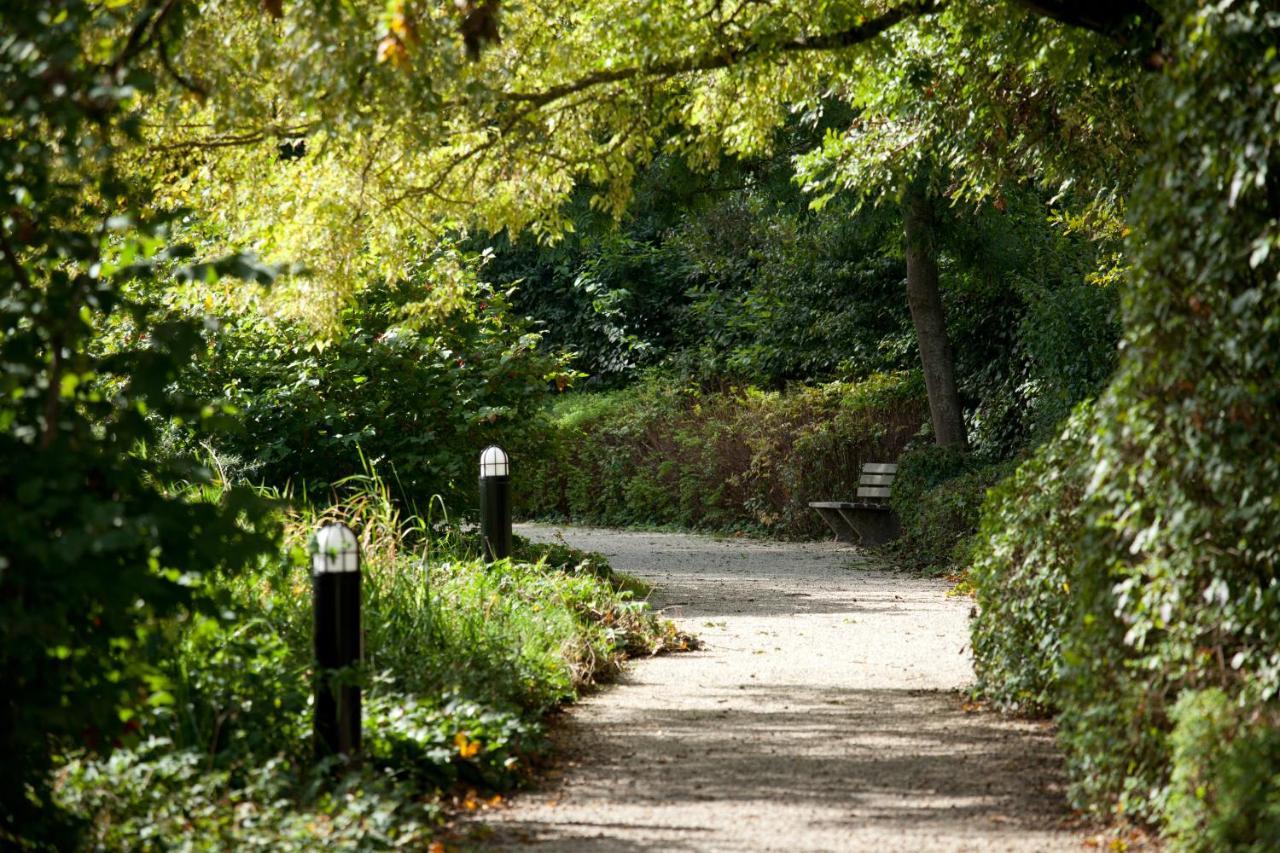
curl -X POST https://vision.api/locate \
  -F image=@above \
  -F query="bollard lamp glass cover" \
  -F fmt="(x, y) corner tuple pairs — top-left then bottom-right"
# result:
(479, 444), (510, 478)
(312, 522), (359, 574)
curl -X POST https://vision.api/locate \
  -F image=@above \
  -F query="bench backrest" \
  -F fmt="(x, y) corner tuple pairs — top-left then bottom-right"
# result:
(856, 462), (897, 500)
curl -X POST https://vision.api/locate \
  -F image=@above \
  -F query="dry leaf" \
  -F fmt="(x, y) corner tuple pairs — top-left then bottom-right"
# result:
(454, 731), (481, 758)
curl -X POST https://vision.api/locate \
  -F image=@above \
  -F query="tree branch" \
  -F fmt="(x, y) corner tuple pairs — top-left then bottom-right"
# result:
(1015, 0), (1161, 41)
(111, 0), (180, 73)
(152, 123), (316, 152)
(502, 0), (945, 108)
(157, 30), (207, 98)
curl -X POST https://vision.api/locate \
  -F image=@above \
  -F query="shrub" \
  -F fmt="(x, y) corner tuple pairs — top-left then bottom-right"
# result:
(518, 371), (928, 538)
(969, 403), (1169, 814)
(888, 445), (1013, 574)
(969, 408), (1094, 713)
(1163, 689), (1280, 852)
(185, 278), (571, 516)
(968, 5), (1280, 831)
(47, 473), (683, 849)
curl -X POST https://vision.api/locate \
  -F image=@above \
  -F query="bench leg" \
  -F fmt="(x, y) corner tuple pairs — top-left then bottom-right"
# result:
(837, 507), (902, 546)
(813, 507), (858, 543)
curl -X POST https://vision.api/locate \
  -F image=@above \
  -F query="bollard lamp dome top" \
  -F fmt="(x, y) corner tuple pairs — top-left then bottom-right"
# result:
(479, 444), (510, 478)
(313, 522), (359, 575)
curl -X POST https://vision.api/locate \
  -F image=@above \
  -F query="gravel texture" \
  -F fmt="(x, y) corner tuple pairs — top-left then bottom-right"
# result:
(469, 524), (1081, 852)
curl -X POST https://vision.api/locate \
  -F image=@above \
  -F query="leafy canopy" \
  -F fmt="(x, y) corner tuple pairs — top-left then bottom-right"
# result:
(138, 0), (1146, 300)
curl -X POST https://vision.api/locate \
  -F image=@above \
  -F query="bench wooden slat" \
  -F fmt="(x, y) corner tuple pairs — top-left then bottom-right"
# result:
(858, 473), (895, 486)
(809, 500), (891, 510)
(862, 462), (898, 474)
(857, 486), (892, 499)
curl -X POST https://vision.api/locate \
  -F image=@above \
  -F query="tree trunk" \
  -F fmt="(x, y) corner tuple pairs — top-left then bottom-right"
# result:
(903, 178), (968, 449)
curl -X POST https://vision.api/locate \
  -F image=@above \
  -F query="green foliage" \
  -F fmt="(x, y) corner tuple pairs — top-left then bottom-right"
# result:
(49, 475), (682, 849)
(1164, 689), (1280, 852)
(795, 2), (1141, 209)
(481, 150), (915, 389)
(668, 195), (912, 386)
(1011, 273), (1120, 443)
(184, 277), (569, 513)
(972, 405), (1177, 815)
(889, 446), (1012, 575)
(478, 158), (711, 384)
(55, 741), (441, 851)
(938, 190), (1122, 453)
(0, 4), (283, 842)
(8, 1), (1275, 850)
(520, 372), (927, 538)
(970, 2), (1280, 831)
(970, 405), (1097, 714)
(489, 146), (1118, 473)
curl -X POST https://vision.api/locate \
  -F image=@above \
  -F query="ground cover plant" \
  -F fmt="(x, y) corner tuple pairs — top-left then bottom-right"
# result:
(48, 470), (683, 849)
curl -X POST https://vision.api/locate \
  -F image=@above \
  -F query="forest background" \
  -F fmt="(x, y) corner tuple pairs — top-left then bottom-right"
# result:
(2, 1), (1277, 850)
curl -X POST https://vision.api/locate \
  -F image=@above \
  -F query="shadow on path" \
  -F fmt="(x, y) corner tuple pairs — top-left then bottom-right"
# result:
(466, 525), (1078, 852)
(480, 684), (1068, 851)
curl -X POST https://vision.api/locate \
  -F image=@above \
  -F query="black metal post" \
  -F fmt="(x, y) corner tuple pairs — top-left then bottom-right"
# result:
(479, 471), (512, 563)
(312, 523), (362, 760)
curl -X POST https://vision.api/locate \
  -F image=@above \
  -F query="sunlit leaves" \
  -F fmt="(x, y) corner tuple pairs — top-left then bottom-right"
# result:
(134, 0), (948, 304)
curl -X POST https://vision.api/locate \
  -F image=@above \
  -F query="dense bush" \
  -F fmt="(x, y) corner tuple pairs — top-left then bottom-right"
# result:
(480, 185), (693, 385)
(888, 446), (1013, 575)
(0, 297), (280, 846)
(665, 198), (913, 385)
(971, 4), (1280, 838)
(519, 372), (927, 538)
(941, 191), (1121, 454)
(185, 277), (570, 514)
(477, 131), (916, 390)
(49, 474), (683, 849)
(0, 8), (288, 840)
(1164, 689), (1280, 852)
(970, 405), (1099, 714)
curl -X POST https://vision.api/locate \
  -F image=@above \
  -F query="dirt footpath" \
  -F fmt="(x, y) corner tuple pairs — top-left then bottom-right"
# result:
(472, 525), (1081, 852)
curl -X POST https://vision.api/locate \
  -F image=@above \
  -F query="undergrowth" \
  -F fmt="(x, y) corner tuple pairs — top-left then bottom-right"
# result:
(50, 468), (685, 850)
(518, 371), (927, 539)
(888, 445), (1014, 576)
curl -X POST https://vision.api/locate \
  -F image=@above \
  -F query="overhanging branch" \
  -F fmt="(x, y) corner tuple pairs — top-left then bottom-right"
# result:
(502, 0), (945, 109)
(1015, 0), (1161, 40)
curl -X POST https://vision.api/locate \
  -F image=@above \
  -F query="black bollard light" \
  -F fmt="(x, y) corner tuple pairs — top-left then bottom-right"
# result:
(311, 521), (362, 760)
(479, 444), (512, 563)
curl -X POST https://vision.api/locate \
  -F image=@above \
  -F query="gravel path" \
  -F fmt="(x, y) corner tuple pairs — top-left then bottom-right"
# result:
(470, 524), (1080, 852)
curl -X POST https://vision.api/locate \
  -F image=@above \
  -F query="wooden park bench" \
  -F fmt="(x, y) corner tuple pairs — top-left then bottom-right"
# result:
(809, 462), (902, 545)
